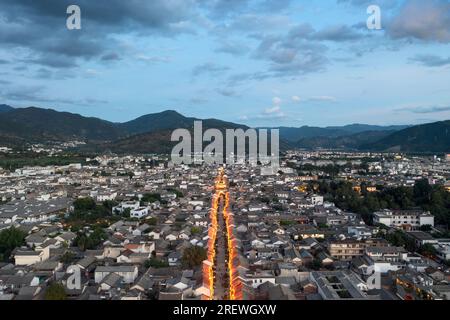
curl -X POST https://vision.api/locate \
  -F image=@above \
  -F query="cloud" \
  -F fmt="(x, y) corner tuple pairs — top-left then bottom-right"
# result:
(260, 96), (285, 118)
(217, 88), (238, 97)
(399, 105), (450, 114)
(215, 41), (250, 56)
(312, 25), (365, 42)
(101, 53), (121, 61)
(387, 0), (450, 43)
(308, 96), (337, 102)
(192, 62), (230, 76)
(292, 96), (301, 102)
(410, 54), (450, 67)
(264, 105), (281, 114)
(272, 97), (282, 105)
(136, 54), (171, 64)
(189, 97), (208, 104)
(0, 1), (197, 70)
(202, 0), (292, 19)
(229, 13), (291, 31)
(258, 0), (292, 11)
(337, 0), (399, 9)
(252, 33), (329, 77)
(0, 86), (107, 106)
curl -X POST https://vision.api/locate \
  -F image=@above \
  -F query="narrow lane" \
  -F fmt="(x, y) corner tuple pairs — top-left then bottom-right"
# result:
(203, 168), (242, 300)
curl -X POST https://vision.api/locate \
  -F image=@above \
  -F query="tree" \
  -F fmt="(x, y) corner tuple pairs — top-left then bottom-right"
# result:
(419, 225), (432, 232)
(191, 226), (201, 235)
(414, 179), (432, 205)
(147, 217), (158, 226)
(45, 283), (67, 300)
(73, 197), (96, 211)
(0, 227), (26, 262)
(60, 251), (76, 264)
(141, 193), (161, 204)
(419, 244), (437, 257)
(280, 220), (296, 226)
(74, 227), (107, 251)
(307, 259), (322, 271)
(145, 258), (169, 269)
(182, 246), (207, 269)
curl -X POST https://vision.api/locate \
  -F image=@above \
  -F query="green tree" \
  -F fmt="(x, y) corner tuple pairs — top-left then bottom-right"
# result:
(73, 197), (96, 211)
(145, 258), (169, 269)
(182, 246), (207, 269)
(419, 244), (437, 257)
(191, 226), (201, 235)
(60, 251), (76, 264)
(74, 227), (107, 251)
(147, 217), (158, 226)
(0, 227), (26, 262)
(45, 283), (67, 300)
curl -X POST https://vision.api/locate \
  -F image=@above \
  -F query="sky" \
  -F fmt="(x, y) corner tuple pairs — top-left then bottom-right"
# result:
(0, 0), (449, 127)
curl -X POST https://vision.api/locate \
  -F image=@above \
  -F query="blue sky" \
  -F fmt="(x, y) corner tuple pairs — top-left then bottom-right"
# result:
(0, 0), (449, 127)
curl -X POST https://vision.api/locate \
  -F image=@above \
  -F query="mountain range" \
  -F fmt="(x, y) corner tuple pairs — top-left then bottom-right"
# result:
(0, 104), (448, 153)
(275, 124), (410, 142)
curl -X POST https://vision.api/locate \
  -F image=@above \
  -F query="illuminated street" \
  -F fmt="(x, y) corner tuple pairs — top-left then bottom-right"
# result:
(203, 168), (242, 300)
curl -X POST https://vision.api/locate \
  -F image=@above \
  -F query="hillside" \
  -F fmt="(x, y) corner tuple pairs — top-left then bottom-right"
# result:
(295, 130), (394, 150)
(361, 120), (450, 152)
(119, 110), (197, 135)
(0, 104), (14, 113)
(275, 124), (408, 142)
(0, 104), (446, 154)
(96, 119), (252, 154)
(0, 107), (126, 143)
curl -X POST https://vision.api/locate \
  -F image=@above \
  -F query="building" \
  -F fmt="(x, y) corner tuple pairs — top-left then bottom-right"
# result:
(328, 240), (366, 261)
(433, 241), (450, 261)
(328, 239), (388, 261)
(406, 231), (438, 247)
(112, 201), (140, 214)
(373, 209), (434, 229)
(14, 247), (50, 266)
(94, 266), (138, 284)
(130, 207), (150, 219)
(310, 271), (375, 300)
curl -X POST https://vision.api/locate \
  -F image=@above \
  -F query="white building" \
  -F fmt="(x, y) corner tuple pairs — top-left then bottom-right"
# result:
(434, 241), (450, 261)
(95, 266), (138, 284)
(130, 207), (150, 219)
(310, 195), (324, 206)
(373, 209), (434, 228)
(112, 201), (140, 214)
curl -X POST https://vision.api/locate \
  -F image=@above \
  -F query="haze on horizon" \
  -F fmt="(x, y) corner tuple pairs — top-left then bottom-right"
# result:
(0, 0), (449, 127)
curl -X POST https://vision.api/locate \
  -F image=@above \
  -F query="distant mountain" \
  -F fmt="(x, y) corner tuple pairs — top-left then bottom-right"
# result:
(0, 104), (14, 113)
(295, 130), (395, 150)
(327, 124), (410, 134)
(275, 124), (409, 142)
(98, 116), (252, 154)
(0, 107), (126, 143)
(0, 106), (249, 150)
(119, 110), (248, 135)
(0, 104), (446, 153)
(277, 126), (347, 141)
(119, 110), (196, 135)
(361, 120), (450, 152)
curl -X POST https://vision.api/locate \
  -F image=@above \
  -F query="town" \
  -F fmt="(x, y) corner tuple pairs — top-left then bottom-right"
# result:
(0, 149), (449, 300)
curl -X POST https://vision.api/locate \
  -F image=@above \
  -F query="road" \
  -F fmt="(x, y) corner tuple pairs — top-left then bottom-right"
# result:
(213, 193), (229, 300)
